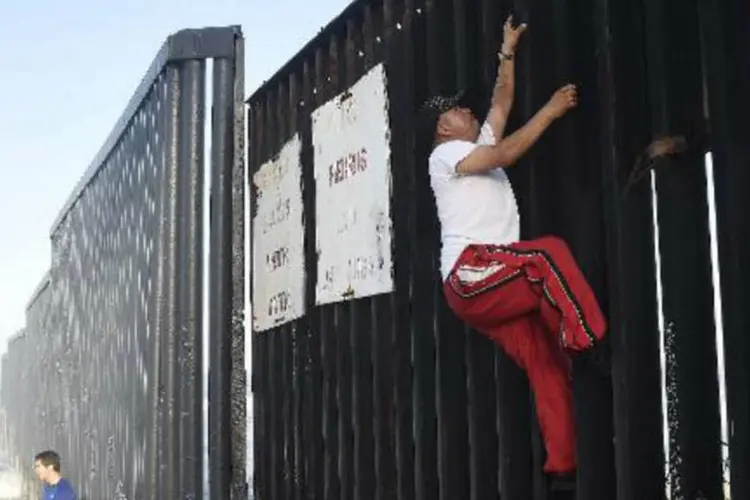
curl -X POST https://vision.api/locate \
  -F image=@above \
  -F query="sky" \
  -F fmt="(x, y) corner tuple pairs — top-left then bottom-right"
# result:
(0, 0), (352, 352)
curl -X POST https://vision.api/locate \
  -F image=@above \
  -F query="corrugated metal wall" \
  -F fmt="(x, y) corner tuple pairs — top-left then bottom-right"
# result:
(249, 0), (750, 499)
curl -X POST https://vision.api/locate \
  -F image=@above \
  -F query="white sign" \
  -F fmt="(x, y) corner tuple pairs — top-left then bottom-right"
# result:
(312, 63), (394, 305)
(252, 134), (306, 331)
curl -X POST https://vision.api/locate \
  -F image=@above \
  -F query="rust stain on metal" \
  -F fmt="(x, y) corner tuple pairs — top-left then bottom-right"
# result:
(622, 135), (689, 199)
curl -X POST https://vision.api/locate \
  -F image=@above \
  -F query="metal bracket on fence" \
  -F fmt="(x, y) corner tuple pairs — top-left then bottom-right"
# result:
(621, 135), (688, 200)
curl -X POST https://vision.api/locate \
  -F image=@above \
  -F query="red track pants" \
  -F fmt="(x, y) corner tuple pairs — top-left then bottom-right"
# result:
(443, 236), (607, 474)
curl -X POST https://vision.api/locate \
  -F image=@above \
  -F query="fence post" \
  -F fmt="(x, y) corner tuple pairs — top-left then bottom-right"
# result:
(157, 62), (182, 499)
(208, 28), (247, 500)
(594, 1), (667, 498)
(698, 0), (750, 498)
(641, 0), (723, 496)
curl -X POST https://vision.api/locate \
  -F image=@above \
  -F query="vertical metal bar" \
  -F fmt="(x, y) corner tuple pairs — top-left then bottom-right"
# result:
(698, 0), (750, 497)
(313, 41), (342, 500)
(641, 0), (723, 496)
(283, 185), (295, 497)
(560, 2), (622, 496)
(175, 58), (206, 499)
(145, 74), (169, 500)
(342, 15), (377, 500)
(209, 34), (247, 498)
(209, 55), (234, 500)
(286, 69), (307, 500)
(157, 63), (182, 500)
(379, 1), (414, 498)
(250, 332), (265, 499)
(423, 0), (471, 498)
(281, 318), (295, 500)
(266, 318), (275, 500)
(323, 29), (356, 500)
(134, 81), (165, 498)
(228, 32), (248, 500)
(272, 76), (295, 500)
(594, 0), (667, 498)
(299, 56), (324, 500)
(281, 267), (292, 495)
(478, 0), (500, 93)
(409, 0), (439, 497)
(247, 101), (263, 500)
(261, 87), (285, 500)
(363, 6), (390, 500)
(270, 78), (289, 500)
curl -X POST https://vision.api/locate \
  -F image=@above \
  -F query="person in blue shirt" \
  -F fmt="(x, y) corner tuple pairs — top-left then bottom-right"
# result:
(33, 450), (77, 500)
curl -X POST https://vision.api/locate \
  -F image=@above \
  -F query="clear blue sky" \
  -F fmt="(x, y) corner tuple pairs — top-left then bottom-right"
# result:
(0, 0), (352, 352)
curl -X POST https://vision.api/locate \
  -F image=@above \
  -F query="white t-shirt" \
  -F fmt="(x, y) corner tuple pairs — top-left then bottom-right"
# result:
(429, 122), (521, 280)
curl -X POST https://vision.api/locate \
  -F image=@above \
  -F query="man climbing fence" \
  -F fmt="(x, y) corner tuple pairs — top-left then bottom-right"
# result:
(420, 15), (608, 490)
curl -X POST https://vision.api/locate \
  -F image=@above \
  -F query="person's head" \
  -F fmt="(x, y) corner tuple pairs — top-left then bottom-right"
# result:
(419, 91), (480, 148)
(33, 450), (62, 484)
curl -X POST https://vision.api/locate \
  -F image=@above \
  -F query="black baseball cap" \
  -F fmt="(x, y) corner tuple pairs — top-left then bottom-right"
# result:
(418, 90), (468, 146)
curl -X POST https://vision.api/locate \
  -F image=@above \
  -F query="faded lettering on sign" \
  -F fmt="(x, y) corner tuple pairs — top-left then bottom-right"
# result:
(262, 197), (291, 233)
(252, 134), (306, 331)
(329, 148), (368, 186)
(267, 291), (291, 318)
(266, 246), (290, 271)
(312, 63), (394, 305)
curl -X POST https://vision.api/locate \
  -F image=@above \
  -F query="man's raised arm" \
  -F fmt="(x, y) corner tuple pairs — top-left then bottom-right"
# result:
(457, 84), (578, 175)
(486, 16), (526, 141)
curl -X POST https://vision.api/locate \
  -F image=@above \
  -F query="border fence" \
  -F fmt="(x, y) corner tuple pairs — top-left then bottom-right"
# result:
(0, 27), (246, 499)
(0, 0), (747, 498)
(248, 0), (749, 499)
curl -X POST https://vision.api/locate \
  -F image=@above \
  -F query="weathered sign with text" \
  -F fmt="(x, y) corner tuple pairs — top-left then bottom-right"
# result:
(252, 134), (306, 331)
(312, 63), (394, 305)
